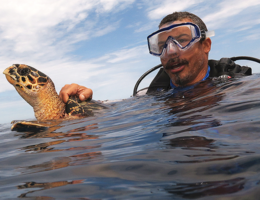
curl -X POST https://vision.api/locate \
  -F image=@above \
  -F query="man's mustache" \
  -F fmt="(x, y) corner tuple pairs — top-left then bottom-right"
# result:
(165, 58), (189, 70)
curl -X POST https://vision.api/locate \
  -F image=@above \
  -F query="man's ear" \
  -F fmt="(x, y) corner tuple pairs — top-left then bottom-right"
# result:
(202, 38), (211, 54)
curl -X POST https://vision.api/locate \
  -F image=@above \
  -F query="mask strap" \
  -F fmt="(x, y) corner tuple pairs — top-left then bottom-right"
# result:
(206, 30), (215, 38)
(201, 30), (215, 40)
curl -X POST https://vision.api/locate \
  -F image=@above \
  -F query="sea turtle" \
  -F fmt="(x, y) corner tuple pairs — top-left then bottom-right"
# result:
(3, 64), (107, 131)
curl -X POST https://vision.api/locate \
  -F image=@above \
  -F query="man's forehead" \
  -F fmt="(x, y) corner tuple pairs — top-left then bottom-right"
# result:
(157, 25), (192, 41)
(159, 19), (194, 29)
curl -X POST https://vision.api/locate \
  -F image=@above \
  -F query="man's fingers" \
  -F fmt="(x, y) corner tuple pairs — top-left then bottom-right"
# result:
(59, 92), (69, 103)
(78, 88), (93, 101)
(79, 94), (86, 101)
(59, 83), (79, 103)
(59, 84), (93, 103)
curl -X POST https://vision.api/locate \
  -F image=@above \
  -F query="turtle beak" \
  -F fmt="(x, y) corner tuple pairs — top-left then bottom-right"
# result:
(3, 66), (18, 84)
(3, 67), (10, 76)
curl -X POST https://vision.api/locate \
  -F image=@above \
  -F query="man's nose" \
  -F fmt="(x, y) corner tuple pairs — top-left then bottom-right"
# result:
(167, 42), (178, 54)
(166, 42), (178, 56)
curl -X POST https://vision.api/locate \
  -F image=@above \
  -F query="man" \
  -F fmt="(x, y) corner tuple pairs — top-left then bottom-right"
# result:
(59, 12), (251, 102)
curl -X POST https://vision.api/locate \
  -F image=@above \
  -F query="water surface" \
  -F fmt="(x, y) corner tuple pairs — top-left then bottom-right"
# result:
(1, 75), (260, 199)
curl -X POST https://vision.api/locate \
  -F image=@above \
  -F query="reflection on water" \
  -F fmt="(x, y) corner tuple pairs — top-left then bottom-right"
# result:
(165, 177), (245, 199)
(2, 75), (260, 199)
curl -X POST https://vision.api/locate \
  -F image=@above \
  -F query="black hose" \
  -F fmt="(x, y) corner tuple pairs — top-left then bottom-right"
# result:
(231, 56), (260, 64)
(133, 64), (162, 96)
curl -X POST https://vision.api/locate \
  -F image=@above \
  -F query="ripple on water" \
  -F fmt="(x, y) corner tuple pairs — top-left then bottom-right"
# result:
(1, 76), (260, 199)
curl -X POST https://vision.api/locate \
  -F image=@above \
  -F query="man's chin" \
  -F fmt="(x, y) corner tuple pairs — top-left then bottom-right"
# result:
(171, 73), (191, 87)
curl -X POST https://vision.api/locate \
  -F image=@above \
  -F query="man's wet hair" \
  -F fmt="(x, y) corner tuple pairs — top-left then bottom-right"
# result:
(159, 11), (208, 32)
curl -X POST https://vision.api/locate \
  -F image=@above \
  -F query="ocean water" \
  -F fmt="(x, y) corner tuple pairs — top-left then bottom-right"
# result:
(1, 75), (260, 199)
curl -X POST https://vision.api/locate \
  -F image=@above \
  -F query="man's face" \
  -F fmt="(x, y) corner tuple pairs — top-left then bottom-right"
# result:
(159, 19), (211, 87)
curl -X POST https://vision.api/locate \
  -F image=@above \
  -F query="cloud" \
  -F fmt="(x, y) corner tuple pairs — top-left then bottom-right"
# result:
(0, 0), (142, 101)
(1, 43), (154, 101)
(203, 0), (260, 29)
(0, 0), (136, 62)
(97, 0), (135, 13)
(2, 0), (260, 103)
(244, 33), (260, 41)
(143, 0), (260, 34)
(134, 23), (157, 33)
(147, 0), (204, 20)
(52, 44), (156, 100)
(106, 45), (147, 63)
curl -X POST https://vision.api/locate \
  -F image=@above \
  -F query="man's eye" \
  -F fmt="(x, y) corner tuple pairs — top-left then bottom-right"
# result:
(178, 39), (188, 43)
(158, 44), (165, 52)
(177, 38), (190, 46)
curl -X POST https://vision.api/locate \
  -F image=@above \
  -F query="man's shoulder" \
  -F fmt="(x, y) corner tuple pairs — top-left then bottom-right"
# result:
(209, 58), (252, 78)
(146, 68), (171, 94)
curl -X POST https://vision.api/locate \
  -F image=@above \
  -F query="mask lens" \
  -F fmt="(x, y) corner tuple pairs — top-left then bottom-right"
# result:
(147, 23), (201, 56)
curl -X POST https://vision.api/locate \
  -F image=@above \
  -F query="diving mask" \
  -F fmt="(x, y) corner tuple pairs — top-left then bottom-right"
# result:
(147, 22), (215, 58)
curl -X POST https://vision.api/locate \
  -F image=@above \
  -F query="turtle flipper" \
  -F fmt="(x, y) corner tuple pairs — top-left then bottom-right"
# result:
(11, 121), (49, 132)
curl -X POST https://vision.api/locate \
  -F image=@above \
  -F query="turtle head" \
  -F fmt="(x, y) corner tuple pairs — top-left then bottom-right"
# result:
(3, 64), (50, 106)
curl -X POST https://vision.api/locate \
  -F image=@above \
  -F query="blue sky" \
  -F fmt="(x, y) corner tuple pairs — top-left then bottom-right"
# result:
(1, 0), (260, 123)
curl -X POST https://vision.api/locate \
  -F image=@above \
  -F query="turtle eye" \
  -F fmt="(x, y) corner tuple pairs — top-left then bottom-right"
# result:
(18, 67), (30, 76)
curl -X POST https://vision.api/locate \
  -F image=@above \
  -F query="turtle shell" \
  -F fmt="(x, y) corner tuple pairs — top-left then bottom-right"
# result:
(66, 96), (107, 117)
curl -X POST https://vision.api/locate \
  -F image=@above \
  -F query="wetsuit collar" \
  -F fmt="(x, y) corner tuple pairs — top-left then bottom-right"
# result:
(170, 65), (210, 89)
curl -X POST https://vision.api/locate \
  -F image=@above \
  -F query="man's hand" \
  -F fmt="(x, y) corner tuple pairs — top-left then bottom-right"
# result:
(59, 83), (93, 103)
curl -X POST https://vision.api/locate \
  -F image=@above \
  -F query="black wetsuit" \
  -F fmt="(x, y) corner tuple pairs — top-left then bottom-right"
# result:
(147, 58), (252, 94)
